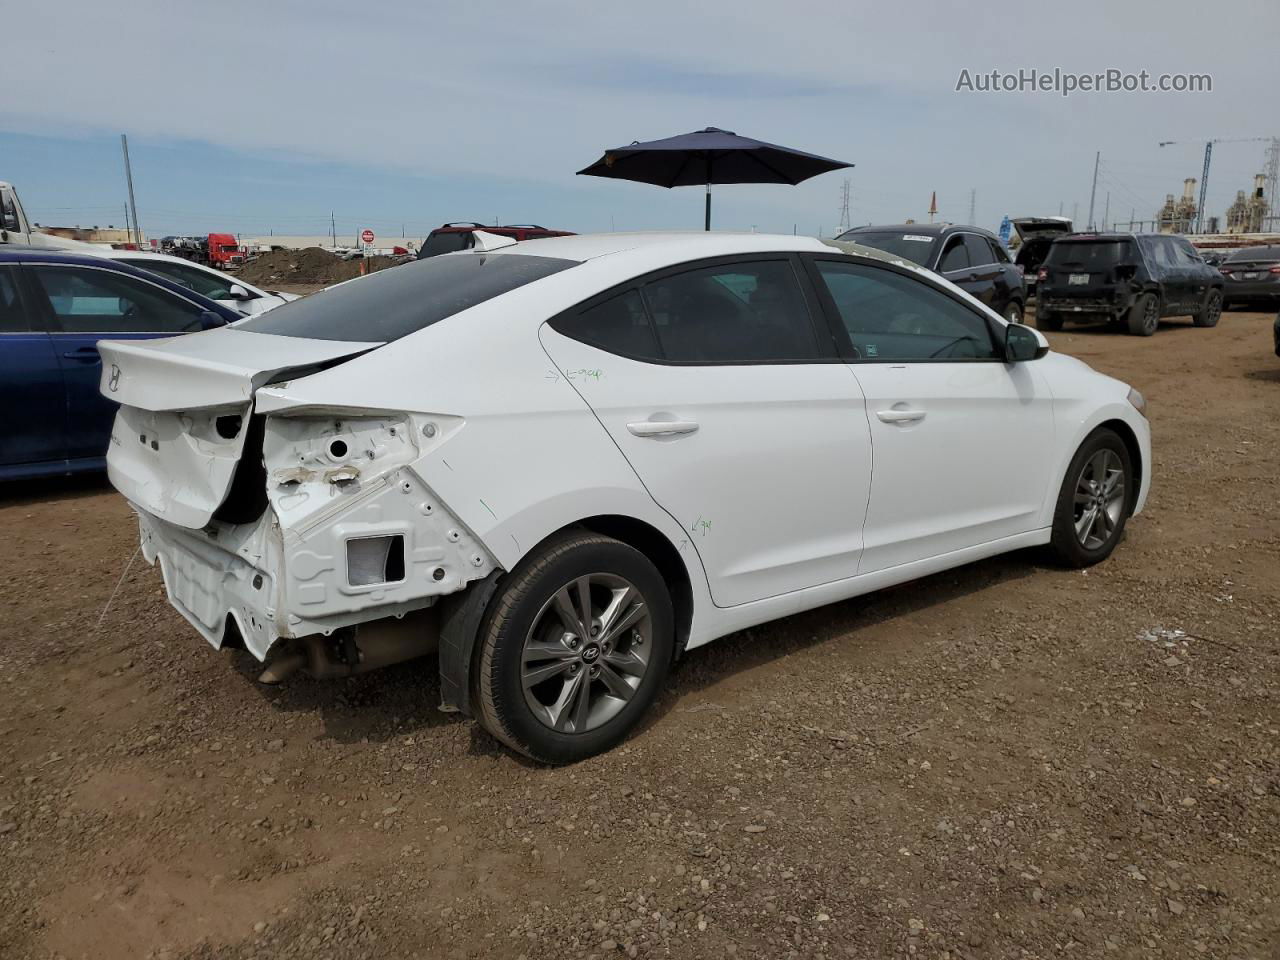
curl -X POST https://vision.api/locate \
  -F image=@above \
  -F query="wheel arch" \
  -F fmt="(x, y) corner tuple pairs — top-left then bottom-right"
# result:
(1096, 417), (1143, 515)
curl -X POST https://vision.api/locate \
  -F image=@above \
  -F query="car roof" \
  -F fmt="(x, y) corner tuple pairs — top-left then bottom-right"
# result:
(0, 247), (242, 319)
(497, 231), (833, 263)
(842, 223), (999, 240)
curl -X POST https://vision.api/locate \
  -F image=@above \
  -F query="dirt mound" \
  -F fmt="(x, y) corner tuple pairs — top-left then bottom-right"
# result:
(237, 247), (401, 287)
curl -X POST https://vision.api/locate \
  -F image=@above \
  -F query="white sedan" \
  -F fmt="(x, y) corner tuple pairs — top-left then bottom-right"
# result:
(98, 231), (1150, 763)
(91, 248), (298, 316)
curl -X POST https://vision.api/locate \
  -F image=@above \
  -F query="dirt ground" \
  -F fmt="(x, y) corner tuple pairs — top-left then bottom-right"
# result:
(1, 309), (1277, 960)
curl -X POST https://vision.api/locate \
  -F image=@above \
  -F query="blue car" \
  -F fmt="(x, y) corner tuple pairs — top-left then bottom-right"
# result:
(0, 248), (241, 481)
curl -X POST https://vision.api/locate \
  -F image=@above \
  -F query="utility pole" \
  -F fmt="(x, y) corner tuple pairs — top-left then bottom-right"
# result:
(968, 188), (976, 225)
(330, 211), (336, 250)
(1265, 137), (1280, 228)
(1072, 202), (1079, 226)
(1103, 192), (1110, 231)
(1087, 151), (1100, 230)
(120, 134), (141, 247)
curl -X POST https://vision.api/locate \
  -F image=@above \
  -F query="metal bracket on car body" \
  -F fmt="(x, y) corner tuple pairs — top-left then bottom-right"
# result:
(436, 569), (503, 716)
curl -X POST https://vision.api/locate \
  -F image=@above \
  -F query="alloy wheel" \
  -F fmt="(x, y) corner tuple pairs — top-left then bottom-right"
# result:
(1143, 296), (1159, 333)
(1073, 449), (1126, 550)
(520, 573), (652, 733)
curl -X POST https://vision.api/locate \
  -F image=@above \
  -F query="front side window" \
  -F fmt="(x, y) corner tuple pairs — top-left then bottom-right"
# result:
(937, 237), (970, 273)
(28, 265), (206, 334)
(131, 258), (240, 300)
(640, 260), (822, 363)
(815, 260), (999, 362)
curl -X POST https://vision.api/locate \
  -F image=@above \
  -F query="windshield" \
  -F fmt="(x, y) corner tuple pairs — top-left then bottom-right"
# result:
(132, 258), (240, 299)
(419, 231), (474, 257)
(1226, 245), (1280, 262)
(837, 231), (936, 266)
(237, 253), (577, 342)
(1045, 239), (1134, 268)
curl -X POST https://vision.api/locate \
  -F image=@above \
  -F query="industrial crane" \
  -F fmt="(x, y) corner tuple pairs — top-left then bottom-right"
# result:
(1157, 137), (1271, 234)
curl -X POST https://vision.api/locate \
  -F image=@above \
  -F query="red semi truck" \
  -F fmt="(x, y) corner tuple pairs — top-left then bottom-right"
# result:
(206, 233), (246, 269)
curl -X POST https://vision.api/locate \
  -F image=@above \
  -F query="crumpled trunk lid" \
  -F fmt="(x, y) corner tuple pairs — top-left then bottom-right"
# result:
(98, 328), (378, 529)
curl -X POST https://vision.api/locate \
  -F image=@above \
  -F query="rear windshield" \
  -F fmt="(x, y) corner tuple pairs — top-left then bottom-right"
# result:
(1045, 239), (1135, 268)
(837, 231), (936, 266)
(237, 253), (576, 342)
(419, 231), (474, 257)
(1226, 245), (1280, 262)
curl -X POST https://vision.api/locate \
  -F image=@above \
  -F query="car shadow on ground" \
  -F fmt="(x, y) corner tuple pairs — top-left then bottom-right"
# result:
(225, 547), (1043, 762)
(1244, 367), (1280, 383)
(0, 471), (113, 507)
(634, 548), (1043, 741)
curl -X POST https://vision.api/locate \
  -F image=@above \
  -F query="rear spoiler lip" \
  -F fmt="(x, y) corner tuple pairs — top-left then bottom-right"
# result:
(96, 329), (383, 413)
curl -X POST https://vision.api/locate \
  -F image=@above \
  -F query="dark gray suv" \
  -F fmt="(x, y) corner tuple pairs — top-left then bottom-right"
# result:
(1037, 233), (1224, 337)
(835, 223), (1027, 323)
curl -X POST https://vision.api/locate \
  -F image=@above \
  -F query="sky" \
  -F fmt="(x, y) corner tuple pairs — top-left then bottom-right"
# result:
(3, 0), (1279, 241)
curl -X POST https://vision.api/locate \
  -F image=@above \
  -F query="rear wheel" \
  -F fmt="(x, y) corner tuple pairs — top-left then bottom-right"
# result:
(1046, 429), (1133, 568)
(1193, 289), (1223, 327)
(475, 531), (673, 764)
(1126, 293), (1159, 336)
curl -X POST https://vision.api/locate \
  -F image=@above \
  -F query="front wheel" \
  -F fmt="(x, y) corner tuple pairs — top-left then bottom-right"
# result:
(1193, 289), (1222, 327)
(1038, 310), (1064, 332)
(1046, 429), (1133, 568)
(475, 531), (674, 764)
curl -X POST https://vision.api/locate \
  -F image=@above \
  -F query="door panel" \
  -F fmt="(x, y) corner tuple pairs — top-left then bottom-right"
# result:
(0, 265), (67, 469)
(809, 257), (1057, 571)
(851, 361), (1056, 571)
(541, 328), (873, 606)
(961, 234), (1001, 307)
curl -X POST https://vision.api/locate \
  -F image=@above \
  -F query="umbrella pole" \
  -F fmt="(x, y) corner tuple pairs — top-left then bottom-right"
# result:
(704, 182), (711, 231)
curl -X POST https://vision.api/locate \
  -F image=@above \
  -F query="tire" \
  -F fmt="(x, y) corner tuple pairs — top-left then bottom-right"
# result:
(475, 531), (674, 764)
(1003, 300), (1024, 324)
(1126, 293), (1159, 336)
(1193, 288), (1223, 327)
(1038, 310), (1064, 332)
(1046, 428), (1134, 568)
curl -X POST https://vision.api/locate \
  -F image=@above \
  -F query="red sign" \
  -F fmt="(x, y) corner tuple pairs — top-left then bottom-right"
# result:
(360, 229), (375, 245)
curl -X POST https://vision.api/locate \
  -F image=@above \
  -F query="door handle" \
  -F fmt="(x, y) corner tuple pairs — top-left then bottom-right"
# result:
(876, 408), (926, 424)
(61, 347), (101, 362)
(627, 419), (699, 438)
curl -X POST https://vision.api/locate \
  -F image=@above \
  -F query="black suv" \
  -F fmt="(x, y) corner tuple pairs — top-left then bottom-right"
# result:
(836, 223), (1027, 323)
(1037, 233), (1224, 337)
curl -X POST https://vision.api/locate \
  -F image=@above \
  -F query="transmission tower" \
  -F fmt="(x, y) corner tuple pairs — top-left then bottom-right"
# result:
(968, 188), (976, 224)
(1265, 138), (1280, 228)
(837, 179), (852, 233)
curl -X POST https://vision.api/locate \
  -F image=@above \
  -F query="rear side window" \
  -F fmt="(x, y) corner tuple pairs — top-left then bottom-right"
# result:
(555, 289), (661, 360)
(238, 253), (577, 342)
(551, 258), (826, 364)
(963, 234), (995, 266)
(643, 260), (821, 363)
(814, 260), (999, 362)
(28, 265), (206, 334)
(0, 266), (28, 332)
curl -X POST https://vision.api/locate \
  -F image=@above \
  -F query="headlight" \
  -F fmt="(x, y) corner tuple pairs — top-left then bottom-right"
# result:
(1126, 387), (1147, 416)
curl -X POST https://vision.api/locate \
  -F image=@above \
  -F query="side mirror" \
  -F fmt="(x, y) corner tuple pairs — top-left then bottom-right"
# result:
(227, 283), (252, 300)
(1004, 322), (1048, 362)
(199, 310), (228, 331)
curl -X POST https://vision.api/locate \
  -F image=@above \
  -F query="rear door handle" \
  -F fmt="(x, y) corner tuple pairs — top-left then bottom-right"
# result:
(876, 408), (926, 424)
(61, 346), (101, 362)
(627, 419), (699, 438)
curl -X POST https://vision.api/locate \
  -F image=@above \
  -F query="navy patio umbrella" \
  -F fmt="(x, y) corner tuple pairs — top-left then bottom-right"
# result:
(577, 127), (853, 230)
